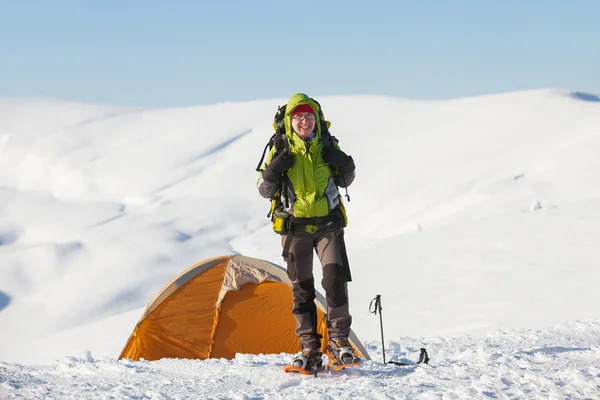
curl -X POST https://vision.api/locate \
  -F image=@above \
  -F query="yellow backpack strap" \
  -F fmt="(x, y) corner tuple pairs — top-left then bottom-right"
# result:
(337, 197), (348, 227)
(267, 198), (278, 218)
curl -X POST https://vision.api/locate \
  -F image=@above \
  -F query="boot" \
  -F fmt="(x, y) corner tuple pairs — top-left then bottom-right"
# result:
(330, 337), (357, 364)
(291, 348), (323, 372)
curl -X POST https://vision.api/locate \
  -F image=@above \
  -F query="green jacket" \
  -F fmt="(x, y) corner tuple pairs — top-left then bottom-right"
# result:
(258, 93), (355, 218)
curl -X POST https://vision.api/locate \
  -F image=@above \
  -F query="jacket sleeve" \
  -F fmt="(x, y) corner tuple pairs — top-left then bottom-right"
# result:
(257, 147), (281, 198)
(333, 143), (355, 188)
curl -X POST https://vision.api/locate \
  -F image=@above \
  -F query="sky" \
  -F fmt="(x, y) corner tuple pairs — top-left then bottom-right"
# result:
(1, 0), (599, 107)
(0, 89), (600, 398)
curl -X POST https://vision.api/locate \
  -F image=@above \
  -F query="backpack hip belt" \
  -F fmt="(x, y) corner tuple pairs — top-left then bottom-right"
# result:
(280, 207), (349, 266)
(288, 209), (345, 234)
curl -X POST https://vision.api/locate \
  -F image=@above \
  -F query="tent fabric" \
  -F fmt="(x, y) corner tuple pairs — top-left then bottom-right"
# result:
(118, 255), (371, 361)
(216, 256), (285, 307)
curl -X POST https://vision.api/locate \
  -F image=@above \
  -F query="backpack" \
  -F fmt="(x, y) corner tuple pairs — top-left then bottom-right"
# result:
(256, 99), (350, 223)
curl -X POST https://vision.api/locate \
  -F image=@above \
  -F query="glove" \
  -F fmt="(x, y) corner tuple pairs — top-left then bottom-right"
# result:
(322, 148), (349, 166)
(262, 151), (293, 183)
(323, 149), (355, 173)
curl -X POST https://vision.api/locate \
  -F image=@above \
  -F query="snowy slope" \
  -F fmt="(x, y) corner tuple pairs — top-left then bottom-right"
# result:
(1, 89), (600, 398)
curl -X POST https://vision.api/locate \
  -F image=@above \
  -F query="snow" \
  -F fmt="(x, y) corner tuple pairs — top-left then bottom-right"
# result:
(1, 88), (600, 398)
(2, 322), (600, 399)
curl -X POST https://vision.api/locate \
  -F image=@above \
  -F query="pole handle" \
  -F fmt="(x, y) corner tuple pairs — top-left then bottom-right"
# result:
(369, 294), (382, 315)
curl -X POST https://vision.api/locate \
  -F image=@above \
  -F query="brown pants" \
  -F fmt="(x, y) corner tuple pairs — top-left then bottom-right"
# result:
(282, 225), (351, 350)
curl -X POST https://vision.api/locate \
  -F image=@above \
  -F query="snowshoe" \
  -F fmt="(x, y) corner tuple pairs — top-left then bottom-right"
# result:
(283, 348), (324, 375)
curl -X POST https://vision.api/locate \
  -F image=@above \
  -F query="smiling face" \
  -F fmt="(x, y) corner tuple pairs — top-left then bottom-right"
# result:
(291, 112), (316, 139)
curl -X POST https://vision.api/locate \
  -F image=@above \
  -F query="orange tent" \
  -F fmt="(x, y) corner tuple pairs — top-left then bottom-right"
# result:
(119, 255), (370, 361)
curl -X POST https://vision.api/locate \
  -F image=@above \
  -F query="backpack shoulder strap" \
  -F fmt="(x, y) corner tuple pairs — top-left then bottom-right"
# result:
(256, 105), (291, 172)
(311, 98), (351, 202)
(310, 98), (336, 151)
(273, 104), (286, 136)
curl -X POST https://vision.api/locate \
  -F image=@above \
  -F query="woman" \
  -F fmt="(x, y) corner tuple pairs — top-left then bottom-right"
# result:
(258, 93), (357, 371)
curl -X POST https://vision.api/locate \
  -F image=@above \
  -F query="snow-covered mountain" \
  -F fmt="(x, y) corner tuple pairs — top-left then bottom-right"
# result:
(1, 89), (599, 398)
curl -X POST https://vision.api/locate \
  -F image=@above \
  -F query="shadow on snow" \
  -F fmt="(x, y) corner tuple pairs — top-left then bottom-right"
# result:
(569, 91), (600, 102)
(0, 291), (11, 312)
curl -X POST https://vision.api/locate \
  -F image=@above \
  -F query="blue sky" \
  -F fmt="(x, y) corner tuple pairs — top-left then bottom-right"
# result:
(1, 1), (599, 107)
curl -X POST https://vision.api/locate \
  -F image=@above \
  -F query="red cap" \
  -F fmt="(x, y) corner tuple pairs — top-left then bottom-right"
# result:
(291, 104), (315, 116)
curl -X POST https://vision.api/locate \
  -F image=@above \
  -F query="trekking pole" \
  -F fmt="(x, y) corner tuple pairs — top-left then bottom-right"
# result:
(369, 294), (386, 364)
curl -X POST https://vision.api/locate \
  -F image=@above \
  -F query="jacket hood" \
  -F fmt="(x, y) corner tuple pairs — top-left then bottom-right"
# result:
(284, 93), (322, 143)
